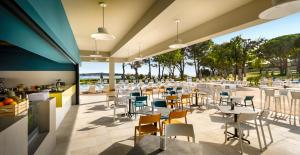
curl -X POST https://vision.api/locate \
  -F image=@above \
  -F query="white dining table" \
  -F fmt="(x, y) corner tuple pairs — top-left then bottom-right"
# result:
(218, 105), (255, 144)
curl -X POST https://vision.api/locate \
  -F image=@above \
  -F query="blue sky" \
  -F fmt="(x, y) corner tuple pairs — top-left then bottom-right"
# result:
(80, 12), (300, 76)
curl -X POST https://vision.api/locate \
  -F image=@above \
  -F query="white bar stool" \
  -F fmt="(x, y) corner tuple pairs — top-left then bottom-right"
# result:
(279, 89), (289, 115)
(290, 91), (300, 124)
(264, 89), (281, 116)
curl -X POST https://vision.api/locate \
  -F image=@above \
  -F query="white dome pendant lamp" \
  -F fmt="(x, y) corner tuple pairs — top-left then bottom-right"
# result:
(91, 2), (115, 40)
(169, 19), (187, 49)
(259, 0), (300, 19)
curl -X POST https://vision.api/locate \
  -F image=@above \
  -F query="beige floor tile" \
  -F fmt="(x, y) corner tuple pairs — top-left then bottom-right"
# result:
(53, 88), (300, 155)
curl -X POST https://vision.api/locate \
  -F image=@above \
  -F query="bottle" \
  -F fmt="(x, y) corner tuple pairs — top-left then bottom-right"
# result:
(160, 135), (167, 151)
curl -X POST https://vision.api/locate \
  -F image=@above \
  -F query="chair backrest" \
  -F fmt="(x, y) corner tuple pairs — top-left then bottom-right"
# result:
(166, 95), (177, 101)
(166, 87), (174, 91)
(238, 113), (258, 122)
(165, 124), (195, 142)
(244, 96), (254, 101)
(258, 110), (270, 120)
(131, 92), (141, 97)
(153, 100), (167, 108)
(159, 86), (165, 89)
(181, 94), (191, 99)
(220, 91), (229, 96)
(291, 91), (300, 100)
(146, 88), (153, 92)
(139, 114), (161, 125)
(169, 110), (187, 120)
(176, 87), (183, 91)
(169, 90), (176, 95)
(88, 85), (96, 93)
(264, 89), (275, 96)
(135, 96), (147, 102)
(279, 89), (288, 96)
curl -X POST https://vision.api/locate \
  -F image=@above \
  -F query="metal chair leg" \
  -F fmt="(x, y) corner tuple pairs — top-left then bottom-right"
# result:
(259, 119), (267, 149)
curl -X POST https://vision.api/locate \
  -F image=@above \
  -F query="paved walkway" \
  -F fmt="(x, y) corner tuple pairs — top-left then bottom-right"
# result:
(53, 87), (300, 155)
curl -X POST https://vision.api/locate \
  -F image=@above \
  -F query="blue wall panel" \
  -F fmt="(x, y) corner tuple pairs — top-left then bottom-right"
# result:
(0, 46), (75, 71)
(15, 0), (81, 63)
(0, 5), (70, 63)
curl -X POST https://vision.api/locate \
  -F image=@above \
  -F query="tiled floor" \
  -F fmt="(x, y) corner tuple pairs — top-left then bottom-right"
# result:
(52, 87), (300, 155)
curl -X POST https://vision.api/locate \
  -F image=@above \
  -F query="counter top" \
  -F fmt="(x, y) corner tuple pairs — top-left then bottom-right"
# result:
(0, 111), (27, 132)
(49, 85), (74, 93)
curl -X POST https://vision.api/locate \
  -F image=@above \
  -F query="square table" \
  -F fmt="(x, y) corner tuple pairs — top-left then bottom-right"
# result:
(217, 105), (256, 144)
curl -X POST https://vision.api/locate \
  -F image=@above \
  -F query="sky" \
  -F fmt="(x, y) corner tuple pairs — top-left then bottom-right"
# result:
(79, 12), (300, 76)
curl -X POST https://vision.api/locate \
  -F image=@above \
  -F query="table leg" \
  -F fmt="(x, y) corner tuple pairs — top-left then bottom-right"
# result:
(226, 114), (250, 144)
(195, 93), (198, 106)
(127, 98), (133, 118)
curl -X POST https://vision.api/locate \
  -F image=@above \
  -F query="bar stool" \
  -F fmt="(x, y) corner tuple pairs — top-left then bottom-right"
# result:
(279, 89), (289, 115)
(264, 89), (281, 115)
(290, 91), (300, 124)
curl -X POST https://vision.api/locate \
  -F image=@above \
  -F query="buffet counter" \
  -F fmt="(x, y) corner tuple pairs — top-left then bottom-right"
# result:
(49, 85), (76, 129)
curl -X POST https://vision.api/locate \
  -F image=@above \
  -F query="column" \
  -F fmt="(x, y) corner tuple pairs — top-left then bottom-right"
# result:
(109, 60), (115, 90)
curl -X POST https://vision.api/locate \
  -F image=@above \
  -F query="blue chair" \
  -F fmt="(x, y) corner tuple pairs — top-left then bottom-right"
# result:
(152, 100), (168, 119)
(176, 87), (183, 93)
(219, 91), (229, 105)
(244, 96), (255, 111)
(169, 90), (176, 95)
(133, 96), (148, 114)
(166, 87), (173, 93)
(131, 92), (141, 97)
(152, 100), (167, 108)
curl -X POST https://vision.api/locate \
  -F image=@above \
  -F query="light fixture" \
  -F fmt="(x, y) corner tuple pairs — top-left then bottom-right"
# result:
(135, 44), (143, 61)
(259, 0), (300, 19)
(169, 19), (187, 49)
(89, 40), (102, 57)
(90, 54), (102, 57)
(89, 58), (98, 62)
(91, 2), (115, 40)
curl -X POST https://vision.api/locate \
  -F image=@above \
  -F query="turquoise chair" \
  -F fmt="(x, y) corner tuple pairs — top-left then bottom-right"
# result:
(219, 91), (229, 105)
(133, 96), (148, 114)
(131, 92), (141, 97)
(176, 87), (183, 93)
(244, 96), (255, 111)
(152, 100), (167, 108)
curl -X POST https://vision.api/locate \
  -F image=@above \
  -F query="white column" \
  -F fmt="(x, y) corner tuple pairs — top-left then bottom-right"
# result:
(109, 60), (115, 90)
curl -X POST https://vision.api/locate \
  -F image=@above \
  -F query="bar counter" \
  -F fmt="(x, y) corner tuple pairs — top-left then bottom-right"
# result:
(49, 85), (76, 129)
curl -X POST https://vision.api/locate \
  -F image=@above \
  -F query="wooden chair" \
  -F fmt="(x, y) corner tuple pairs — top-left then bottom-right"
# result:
(158, 86), (165, 98)
(165, 124), (195, 142)
(162, 110), (187, 126)
(179, 94), (192, 110)
(134, 114), (162, 144)
(166, 95), (178, 109)
(144, 87), (154, 101)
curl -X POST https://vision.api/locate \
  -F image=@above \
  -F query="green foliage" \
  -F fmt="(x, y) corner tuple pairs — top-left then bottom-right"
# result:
(246, 75), (261, 86)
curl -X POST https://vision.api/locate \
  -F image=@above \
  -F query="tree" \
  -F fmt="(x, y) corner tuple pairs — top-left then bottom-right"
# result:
(259, 34), (300, 75)
(239, 38), (265, 79)
(122, 63), (126, 80)
(143, 58), (155, 79)
(153, 54), (167, 80)
(161, 52), (177, 79)
(208, 43), (233, 78)
(186, 40), (213, 79)
(129, 61), (142, 81)
(173, 48), (187, 80)
(295, 37), (300, 73)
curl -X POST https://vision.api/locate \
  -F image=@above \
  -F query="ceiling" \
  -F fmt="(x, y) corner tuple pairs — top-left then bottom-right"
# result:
(62, 0), (275, 62)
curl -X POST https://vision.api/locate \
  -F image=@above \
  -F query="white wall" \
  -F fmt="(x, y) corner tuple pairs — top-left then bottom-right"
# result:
(0, 71), (75, 88)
